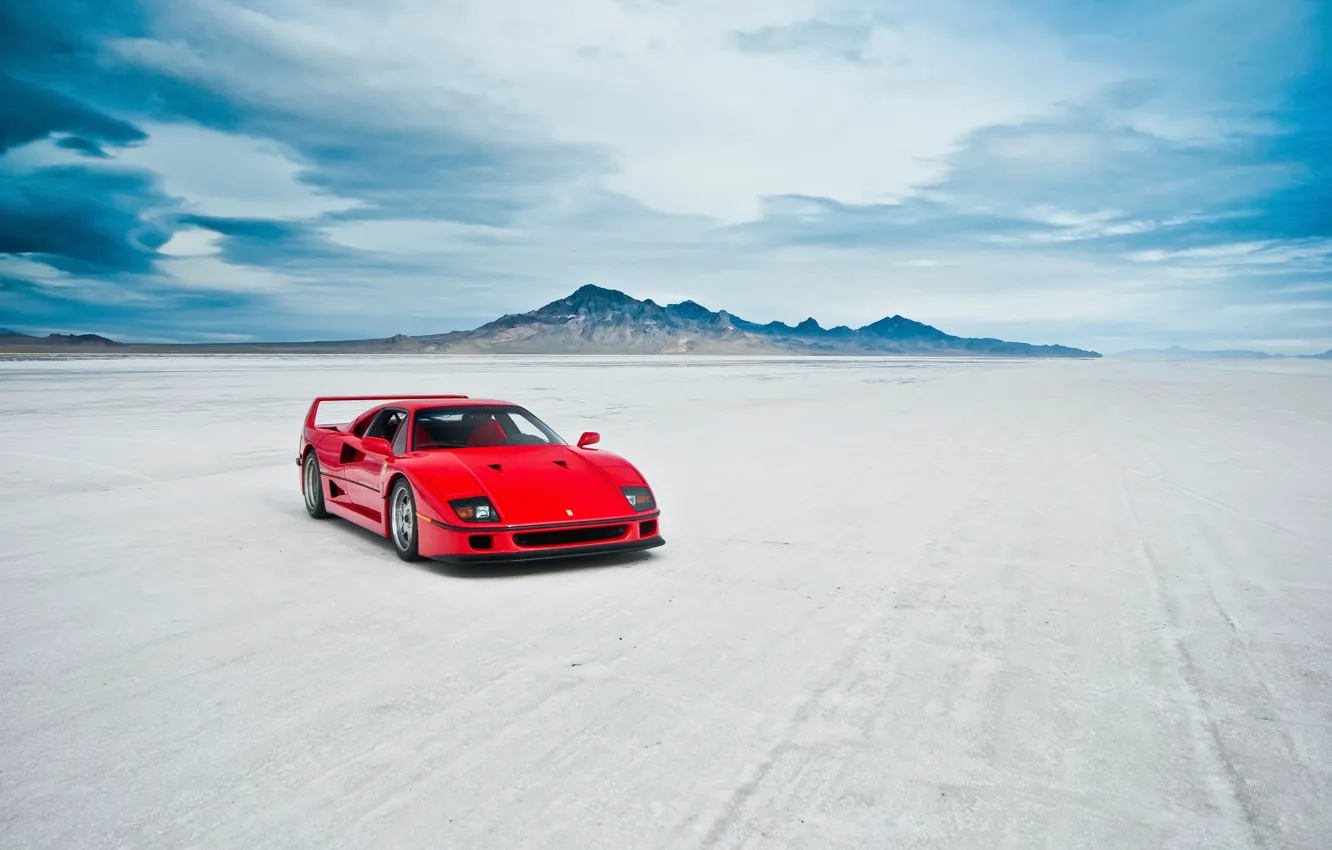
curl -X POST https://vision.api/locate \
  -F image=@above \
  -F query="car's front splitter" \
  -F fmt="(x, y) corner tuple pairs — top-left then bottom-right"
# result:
(430, 535), (664, 565)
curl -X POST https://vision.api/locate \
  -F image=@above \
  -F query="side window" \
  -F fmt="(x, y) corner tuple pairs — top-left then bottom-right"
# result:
(392, 414), (411, 455)
(352, 411), (376, 437)
(368, 409), (406, 443)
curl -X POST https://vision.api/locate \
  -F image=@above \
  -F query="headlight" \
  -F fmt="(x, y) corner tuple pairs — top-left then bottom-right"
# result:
(620, 485), (655, 512)
(449, 496), (501, 523)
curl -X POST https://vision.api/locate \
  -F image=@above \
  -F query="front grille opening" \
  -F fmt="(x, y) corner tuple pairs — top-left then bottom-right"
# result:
(513, 525), (628, 548)
(639, 520), (658, 537)
(468, 534), (493, 550)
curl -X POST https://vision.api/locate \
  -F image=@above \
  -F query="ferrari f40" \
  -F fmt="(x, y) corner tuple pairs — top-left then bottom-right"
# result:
(297, 395), (664, 563)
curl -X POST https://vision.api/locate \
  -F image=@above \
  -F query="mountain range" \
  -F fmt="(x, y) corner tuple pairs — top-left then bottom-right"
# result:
(7, 289), (1330, 361)
(9, 288), (1330, 359)
(2, 286), (1102, 357)
(408, 285), (1103, 357)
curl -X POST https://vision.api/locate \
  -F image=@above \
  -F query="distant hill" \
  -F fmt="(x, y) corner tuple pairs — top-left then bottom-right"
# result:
(2, 285), (1102, 357)
(0, 330), (122, 348)
(1114, 346), (1280, 360)
(1114, 345), (1332, 361)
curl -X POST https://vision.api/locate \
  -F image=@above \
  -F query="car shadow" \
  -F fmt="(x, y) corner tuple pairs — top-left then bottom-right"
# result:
(422, 549), (656, 579)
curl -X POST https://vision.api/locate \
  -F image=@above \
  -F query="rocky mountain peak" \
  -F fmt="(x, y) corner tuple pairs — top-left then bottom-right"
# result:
(858, 314), (950, 340)
(560, 284), (641, 312)
(665, 300), (717, 322)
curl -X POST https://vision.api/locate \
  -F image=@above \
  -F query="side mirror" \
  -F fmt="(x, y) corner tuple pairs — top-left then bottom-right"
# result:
(577, 431), (600, 449)
(362, 436), (394, 457)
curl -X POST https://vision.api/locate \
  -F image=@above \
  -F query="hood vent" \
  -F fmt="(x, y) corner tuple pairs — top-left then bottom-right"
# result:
(553, 460), (568, 468)
(487, 463), (502, 472)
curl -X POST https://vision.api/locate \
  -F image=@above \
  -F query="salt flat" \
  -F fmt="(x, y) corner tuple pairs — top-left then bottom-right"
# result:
(1, 355), (1330, 849)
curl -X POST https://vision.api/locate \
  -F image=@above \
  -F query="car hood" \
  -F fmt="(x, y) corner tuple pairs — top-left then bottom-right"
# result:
(413, 445), (638, 526)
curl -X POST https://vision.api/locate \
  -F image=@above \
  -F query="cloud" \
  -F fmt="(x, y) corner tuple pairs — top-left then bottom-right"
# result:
(158, 226), (222, 258)
(0, 0), (1328, 351)
(0, 153), (175, 274)
(378, 0), (1112, 222)
(113, 123), (362, 220)
(0, 74), (147, 154)
(0, 254), (270, 342)
(54, 135), (112, 158)
(95, 4), (604, 226)
(731, 19), (872, 60)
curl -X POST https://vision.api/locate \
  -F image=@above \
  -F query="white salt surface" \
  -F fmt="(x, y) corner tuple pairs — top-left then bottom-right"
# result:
(1, 355), (1330, 849)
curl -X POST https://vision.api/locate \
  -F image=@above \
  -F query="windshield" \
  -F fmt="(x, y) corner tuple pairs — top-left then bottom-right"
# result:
(411, 406), (566, 450)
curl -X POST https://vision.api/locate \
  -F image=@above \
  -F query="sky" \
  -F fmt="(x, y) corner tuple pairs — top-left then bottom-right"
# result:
(0, 0), (1328, 354)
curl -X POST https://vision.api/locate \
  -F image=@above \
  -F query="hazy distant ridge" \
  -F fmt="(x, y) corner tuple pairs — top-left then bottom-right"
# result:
(1, 329), (124, 348)
(1113, 345), (1332, 360)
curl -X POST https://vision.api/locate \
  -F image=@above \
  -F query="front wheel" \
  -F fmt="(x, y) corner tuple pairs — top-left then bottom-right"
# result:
(303, 452), (328, 518)
(389, 478), (422, 561)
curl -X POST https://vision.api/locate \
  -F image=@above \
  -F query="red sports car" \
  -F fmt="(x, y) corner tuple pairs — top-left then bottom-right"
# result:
(297, 395), (664, 563)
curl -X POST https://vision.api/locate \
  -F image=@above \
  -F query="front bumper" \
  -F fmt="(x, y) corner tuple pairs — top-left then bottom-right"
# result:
(431, 535), (664, 564)
(417, 509), (664, 562)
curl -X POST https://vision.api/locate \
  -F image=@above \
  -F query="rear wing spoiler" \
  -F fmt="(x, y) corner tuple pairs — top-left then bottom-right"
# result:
(304, 395), (469, 429)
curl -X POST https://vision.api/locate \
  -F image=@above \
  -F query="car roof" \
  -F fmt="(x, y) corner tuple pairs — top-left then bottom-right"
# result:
(388, 398), (519, 412)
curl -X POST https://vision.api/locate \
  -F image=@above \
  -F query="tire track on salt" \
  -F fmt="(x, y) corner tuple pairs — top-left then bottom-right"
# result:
(673, 414), (1029, 849)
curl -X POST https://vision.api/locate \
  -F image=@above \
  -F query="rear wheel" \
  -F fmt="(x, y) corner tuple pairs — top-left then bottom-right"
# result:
(389, 478), (422, 561)
(303, 452), (328, 518)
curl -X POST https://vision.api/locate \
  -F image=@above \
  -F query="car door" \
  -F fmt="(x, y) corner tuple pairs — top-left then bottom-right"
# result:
(312, 406), (381, 510)
(345, 407), (407, 512)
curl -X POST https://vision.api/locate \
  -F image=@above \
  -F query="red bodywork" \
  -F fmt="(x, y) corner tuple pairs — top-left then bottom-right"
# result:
(297, 395), (664, 563)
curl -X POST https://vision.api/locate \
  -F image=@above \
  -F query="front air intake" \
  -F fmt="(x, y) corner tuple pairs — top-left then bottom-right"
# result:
(513, 525), (628, 547)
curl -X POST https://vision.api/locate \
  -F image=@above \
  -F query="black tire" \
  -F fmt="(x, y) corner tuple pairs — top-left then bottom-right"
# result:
(303, 451), (329, 518)
(389, 478), (422, 561)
